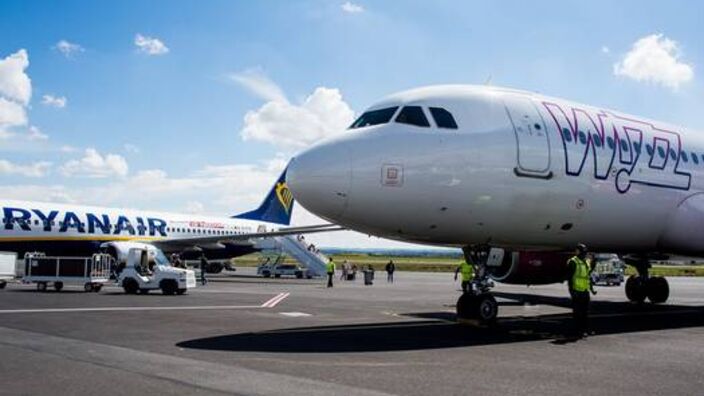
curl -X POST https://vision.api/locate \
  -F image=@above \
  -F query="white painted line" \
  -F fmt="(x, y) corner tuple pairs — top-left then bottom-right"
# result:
(0, 305), (262, 314)
(261, 292), (290, 308)
(280, 312), (311, 317)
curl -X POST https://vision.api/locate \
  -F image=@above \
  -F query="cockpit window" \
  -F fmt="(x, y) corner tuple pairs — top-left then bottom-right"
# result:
(349, 107), (398, 129)
(429, 107), (458, 129)
(395, 106), (430, 127)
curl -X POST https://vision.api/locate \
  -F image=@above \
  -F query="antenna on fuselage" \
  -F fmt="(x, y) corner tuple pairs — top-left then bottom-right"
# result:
(484, 75), (493, 86)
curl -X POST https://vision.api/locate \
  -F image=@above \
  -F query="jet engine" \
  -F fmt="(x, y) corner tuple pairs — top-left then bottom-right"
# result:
(486, 249), (571, 285)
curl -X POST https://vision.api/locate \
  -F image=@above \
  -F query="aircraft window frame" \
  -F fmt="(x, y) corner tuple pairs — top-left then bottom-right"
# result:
(395, 106), (431, 128)
(349, 107), (399, 129)
(428, 107), (458, 129)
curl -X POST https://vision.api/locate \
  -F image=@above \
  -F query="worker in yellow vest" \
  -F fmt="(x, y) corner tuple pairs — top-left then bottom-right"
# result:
(454, 259), (474, 293)
(566, 243), (595, 337)
(326, 258), (335, 288)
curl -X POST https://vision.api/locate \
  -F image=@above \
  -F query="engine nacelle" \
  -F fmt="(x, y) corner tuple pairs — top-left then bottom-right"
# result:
(486, 249), (571, 285)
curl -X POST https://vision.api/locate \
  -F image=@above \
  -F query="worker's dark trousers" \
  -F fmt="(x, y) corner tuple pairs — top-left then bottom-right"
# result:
(387, 272), (394, 283)
(327, 273), (333, 288)
(570, 290), (590, 335)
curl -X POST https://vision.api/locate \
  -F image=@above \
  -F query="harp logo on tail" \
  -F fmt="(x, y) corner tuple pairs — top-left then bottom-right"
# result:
(276, 181), (294, 214)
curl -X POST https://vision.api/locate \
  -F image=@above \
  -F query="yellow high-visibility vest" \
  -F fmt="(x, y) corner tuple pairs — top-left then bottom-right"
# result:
(459, 261), (473, 281)
(326, 262), (335, 274)
(568, 256), (590, 292)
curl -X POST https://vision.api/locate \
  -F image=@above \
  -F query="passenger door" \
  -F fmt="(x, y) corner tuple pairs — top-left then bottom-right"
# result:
(504, 96), (552, 178)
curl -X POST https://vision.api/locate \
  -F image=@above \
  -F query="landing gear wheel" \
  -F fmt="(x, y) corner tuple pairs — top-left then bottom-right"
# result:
(646, 276), (669, 304)
(54, 282), (63, 292)
(122, 278), (138, 294)
(93, 284), (103, 293)
(0, 280), (7, 289)
(456, 293), (498, 325)
(625, 276), (647, 303)
(176, 288), (186, 295)
(37, 282), (47, 292)
(161, 280), (177, 295)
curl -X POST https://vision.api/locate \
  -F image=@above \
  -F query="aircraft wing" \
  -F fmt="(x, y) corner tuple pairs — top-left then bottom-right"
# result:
(148, 223), (344, 250)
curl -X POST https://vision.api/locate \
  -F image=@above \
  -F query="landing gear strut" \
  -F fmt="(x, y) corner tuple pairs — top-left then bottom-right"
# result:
(456, 246), (498, 325)
(624, 257), (669, 304)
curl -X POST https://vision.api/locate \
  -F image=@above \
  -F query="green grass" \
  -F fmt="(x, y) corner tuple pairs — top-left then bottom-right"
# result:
(233, 253), (704, 276)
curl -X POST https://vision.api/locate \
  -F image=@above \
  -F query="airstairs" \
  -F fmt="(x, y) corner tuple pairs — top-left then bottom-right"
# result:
(255, 235), (329, 277)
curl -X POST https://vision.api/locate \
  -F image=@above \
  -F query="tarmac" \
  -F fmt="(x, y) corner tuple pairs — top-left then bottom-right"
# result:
(0, 269), (703, 396)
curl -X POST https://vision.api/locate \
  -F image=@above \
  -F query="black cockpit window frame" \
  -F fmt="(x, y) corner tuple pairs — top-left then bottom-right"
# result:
(349, 107), (399, 129)
(395, 106), (431, 127)
(429, 107), (458, 129)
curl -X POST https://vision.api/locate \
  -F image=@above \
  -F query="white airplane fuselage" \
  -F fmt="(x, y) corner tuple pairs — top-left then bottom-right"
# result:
(0, 200), (263, 258)
(287, 85), (704, 257)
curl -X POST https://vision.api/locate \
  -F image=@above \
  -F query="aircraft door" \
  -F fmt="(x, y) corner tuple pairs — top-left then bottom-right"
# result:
(504, 96), (552, 178)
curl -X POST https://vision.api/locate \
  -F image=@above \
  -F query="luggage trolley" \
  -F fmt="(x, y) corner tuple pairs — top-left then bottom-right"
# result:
(23, 252), (113, 292)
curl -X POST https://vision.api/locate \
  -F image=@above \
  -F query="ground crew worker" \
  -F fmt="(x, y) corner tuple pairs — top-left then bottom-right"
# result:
(326, 258), (335, 288)
(566, 243), (596, 337)
(199, 254), (209, 286)
(454, 259), (474, 293)
(385, 260), (395, 283)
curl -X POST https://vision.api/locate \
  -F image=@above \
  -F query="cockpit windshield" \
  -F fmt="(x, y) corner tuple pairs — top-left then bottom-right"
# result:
(349, 107), (398, 129)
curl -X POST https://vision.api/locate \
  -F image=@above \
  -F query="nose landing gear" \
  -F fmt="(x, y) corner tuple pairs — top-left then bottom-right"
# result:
(456, 246), (499, 325)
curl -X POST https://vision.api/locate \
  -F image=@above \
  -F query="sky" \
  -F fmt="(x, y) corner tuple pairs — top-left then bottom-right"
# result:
(0, 0), (702, 248)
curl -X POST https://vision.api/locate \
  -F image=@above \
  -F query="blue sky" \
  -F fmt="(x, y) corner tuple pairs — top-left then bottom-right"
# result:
(0, 0), (702, 248)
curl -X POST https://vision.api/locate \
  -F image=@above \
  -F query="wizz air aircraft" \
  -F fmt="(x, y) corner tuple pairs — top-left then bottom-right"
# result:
(287, 84), (702, 323)
(0, 170), (338, 272)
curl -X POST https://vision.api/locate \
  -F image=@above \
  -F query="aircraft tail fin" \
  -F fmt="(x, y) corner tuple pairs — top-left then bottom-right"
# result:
(233, 168), (294, 225)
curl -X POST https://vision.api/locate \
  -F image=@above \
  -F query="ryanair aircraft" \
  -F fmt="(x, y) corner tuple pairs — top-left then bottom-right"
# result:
(0, 169), (339, 271)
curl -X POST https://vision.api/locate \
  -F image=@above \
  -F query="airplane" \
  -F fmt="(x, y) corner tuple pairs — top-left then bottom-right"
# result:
(0, 169), (340, 272)
(286, 84), (704, 323)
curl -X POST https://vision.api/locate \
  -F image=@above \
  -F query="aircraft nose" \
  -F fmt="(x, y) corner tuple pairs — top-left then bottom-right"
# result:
(287, 139), (352, 221)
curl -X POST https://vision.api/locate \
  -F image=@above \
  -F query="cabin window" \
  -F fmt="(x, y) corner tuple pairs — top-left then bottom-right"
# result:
(646, 144), (654, 156)
(562, 128), (572, 142)
(693, 154), (700, 164)
(395, 106), (430, 127)
(669, 149), (677, 160)
(658, 147), (665, 158)
(429, 107), (458, 129)
(349, 107), (398, 129)
(578, 131), (587, 144)
(607, 137), (615, 149)
(681, 151), (689, 163)
(592, 134), (602, 147)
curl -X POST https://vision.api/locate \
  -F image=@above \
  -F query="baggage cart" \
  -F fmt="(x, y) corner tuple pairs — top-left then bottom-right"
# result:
(23, 252), (113, 292)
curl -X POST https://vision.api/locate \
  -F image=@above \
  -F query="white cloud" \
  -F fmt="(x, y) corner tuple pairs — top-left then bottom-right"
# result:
(41, 94), (67, 108)
(0, 159), (51, 177)
(0, 49), (31, 105)
(614, 33), (694, 90)
(241, 86), (355, 149)
(27, 126), (48, 141)
(59, 148), (129, 178)
(54, 40), (84, 58)
(341, 1), (364, 13)
(228, 69), (287, 103)
(0, 97), (27, 137)
(601, 46), (610, 54)
(185, 201), (205, 214)
(123, 143), (140, 154)
(134, 34), (170, 56)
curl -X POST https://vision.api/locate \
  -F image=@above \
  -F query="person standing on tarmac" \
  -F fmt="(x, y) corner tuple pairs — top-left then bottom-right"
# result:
(326, 258), (335, 288)
(454, 259), (474, 293)
(566, 243), (596, 338)
(385, 260), (395, 283)
(199, 254), (209, 286)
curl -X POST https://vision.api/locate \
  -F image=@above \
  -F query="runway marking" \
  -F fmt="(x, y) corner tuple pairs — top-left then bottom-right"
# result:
(261, 292), (290, 308)
(0, 292), (292, 314)
(280, 311), (311, 317)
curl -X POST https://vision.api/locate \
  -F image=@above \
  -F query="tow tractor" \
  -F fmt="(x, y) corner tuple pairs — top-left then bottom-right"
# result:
(116, 245), (196, 295)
